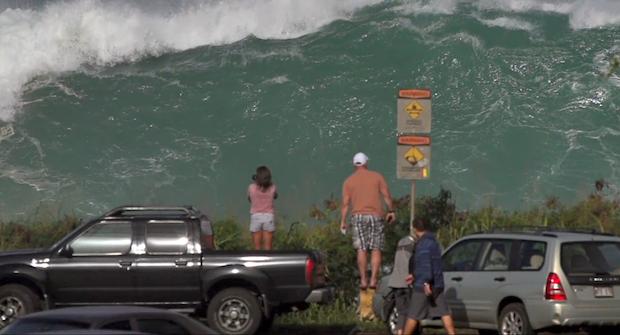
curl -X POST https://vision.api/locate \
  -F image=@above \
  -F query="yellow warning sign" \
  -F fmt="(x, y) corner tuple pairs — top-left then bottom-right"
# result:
(404, 146), (425, 165)
(397, 144), (431, 180)
(405, 100), (424, 119)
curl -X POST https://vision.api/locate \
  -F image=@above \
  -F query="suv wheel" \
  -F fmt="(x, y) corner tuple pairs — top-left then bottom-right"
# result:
(0, 284), (40, 328)
(498, 303), (534, 335)
(387, 305), (398, 335)
(207, 287), (262, 335)
(387, 305), (425, 335)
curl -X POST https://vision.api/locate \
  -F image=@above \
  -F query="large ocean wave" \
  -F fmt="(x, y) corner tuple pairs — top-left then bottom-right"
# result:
(0, 0), (619, 218)
(2, 0), (620, 121)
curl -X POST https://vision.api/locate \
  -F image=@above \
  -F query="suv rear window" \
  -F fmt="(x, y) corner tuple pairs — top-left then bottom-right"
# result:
(561, 242), (620, 276)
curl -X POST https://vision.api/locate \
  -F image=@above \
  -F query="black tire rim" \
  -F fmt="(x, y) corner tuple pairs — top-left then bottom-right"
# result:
(217, 297), (251, 333)
(388, 306), (399, 335)
(501, 310), (524, 335)
(0, 296), (25, 328)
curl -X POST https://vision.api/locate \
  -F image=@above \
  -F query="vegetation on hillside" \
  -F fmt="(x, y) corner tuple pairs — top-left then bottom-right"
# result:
(1, 182), (618, 330)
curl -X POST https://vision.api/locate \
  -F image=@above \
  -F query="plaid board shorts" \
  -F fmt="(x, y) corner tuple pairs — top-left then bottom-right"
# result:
(350, 214), (385, 251)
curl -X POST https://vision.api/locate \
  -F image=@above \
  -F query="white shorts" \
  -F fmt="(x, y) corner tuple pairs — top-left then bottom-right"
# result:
(250, 213), (275, 232)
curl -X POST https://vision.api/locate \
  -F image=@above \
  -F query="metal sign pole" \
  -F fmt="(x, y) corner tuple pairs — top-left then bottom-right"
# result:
(410, 181), (415, 236)
(396, 88), (431, 236)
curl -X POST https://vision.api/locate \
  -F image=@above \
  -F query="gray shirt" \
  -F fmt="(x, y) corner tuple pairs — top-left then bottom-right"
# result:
(388, 236), (416, 288)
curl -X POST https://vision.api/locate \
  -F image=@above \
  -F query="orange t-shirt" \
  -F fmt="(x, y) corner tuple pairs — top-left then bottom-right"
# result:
(342, 169), (390, 217)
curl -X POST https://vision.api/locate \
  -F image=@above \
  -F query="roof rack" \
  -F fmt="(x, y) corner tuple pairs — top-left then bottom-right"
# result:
(102, 206), (201, 219)
(474, 226), (614, 237)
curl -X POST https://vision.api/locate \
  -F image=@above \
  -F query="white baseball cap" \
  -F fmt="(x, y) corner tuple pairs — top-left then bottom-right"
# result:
(353, 152), (368, 166)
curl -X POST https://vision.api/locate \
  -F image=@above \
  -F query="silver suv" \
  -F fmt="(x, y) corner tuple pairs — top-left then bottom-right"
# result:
(374, 229), (620, 334)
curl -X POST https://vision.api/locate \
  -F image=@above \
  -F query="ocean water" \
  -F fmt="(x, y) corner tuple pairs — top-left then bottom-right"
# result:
(1, 0), (619, 219)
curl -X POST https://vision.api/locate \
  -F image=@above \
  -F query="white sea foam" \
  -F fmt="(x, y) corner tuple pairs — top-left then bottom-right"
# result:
(396, 0), (620, 30)
(0, 0), (381, 121)
(394, 0), (460, 15)
(474, 0), (620, 29)
(478, 16), (535, 31)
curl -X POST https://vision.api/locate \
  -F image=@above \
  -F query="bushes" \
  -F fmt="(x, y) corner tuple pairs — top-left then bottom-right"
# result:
(0, 187), (619, 298)
(0, 216), (80, 250)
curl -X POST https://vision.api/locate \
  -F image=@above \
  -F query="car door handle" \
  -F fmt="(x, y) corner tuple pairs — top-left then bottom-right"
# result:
(175, 260), (188, 266)
(450, 277), (463, 282)
(119, 261), (132, 268)
(494, 277), (506, 282)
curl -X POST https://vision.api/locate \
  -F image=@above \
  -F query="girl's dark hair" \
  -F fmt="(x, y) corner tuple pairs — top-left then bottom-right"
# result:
(254, 166), (272, 190)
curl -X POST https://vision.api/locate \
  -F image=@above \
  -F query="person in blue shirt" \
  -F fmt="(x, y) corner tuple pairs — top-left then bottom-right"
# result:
(404, 218), (456, 335)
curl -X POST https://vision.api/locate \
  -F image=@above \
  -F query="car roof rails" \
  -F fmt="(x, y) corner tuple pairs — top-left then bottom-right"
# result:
(474, 226), (614, 237)
(102, 206), (200, 219)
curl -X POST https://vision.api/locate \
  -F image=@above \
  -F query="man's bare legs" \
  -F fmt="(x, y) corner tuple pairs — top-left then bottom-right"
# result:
(370, 249), (381, 288)
(358, 249), (383, 288)
(357, 249), (368, 288)
(403, 316), (456, 335)
(403, 318), (418, 335)
(441, 315), (456, 334)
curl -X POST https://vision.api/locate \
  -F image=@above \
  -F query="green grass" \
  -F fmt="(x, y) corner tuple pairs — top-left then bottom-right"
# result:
(274, 295), (385, 333)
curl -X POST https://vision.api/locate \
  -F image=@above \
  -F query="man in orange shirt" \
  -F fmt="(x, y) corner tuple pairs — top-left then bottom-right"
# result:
(341, 152), (396, 290)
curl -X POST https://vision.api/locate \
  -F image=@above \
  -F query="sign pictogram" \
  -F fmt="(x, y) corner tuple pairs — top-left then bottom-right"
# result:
(405, 100), (424, 119)
(397, 135), (431, 180)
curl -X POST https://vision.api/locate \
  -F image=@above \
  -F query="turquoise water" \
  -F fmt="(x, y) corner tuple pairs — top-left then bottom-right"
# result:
(1, 0), (619, 219)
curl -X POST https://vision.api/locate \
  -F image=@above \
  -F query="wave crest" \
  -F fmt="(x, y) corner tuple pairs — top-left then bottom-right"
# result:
(0, 0), (381, 121)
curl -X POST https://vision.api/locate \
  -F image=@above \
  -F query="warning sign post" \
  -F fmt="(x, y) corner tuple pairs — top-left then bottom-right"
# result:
(396, 89), (432, 234)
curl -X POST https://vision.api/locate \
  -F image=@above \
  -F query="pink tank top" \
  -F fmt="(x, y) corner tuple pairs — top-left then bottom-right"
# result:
(248, 183), (276, 214)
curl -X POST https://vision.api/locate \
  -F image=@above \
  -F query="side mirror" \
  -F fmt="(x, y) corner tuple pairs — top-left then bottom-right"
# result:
(58, 245), (74, 258)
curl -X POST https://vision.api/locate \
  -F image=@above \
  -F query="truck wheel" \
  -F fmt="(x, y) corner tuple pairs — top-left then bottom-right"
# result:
(207, 287), (262, 335)
(498, 303), (534, 335)
(0, 284), (40, 328)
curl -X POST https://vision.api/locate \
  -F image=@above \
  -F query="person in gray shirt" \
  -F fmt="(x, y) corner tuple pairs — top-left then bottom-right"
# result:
(388, 235), (417, 335)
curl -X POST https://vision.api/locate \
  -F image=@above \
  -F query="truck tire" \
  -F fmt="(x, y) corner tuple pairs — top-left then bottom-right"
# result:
(207, 287), (262, 335)
(498, 303), (534, 335)
(0, 284), (41, 328)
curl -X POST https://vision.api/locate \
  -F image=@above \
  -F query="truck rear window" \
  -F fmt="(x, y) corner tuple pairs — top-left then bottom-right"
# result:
(561, 242), (620, 276)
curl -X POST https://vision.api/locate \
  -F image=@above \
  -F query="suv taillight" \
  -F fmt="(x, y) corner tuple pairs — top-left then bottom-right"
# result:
(545, 272), (567, 301)
(305, 258), (315, 287)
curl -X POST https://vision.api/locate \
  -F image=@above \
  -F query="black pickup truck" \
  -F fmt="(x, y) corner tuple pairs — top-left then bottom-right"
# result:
(0, 206), (333, 335)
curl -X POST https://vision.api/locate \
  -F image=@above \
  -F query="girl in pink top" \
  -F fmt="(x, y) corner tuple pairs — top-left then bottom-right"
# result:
(247, 166), (278, 250)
